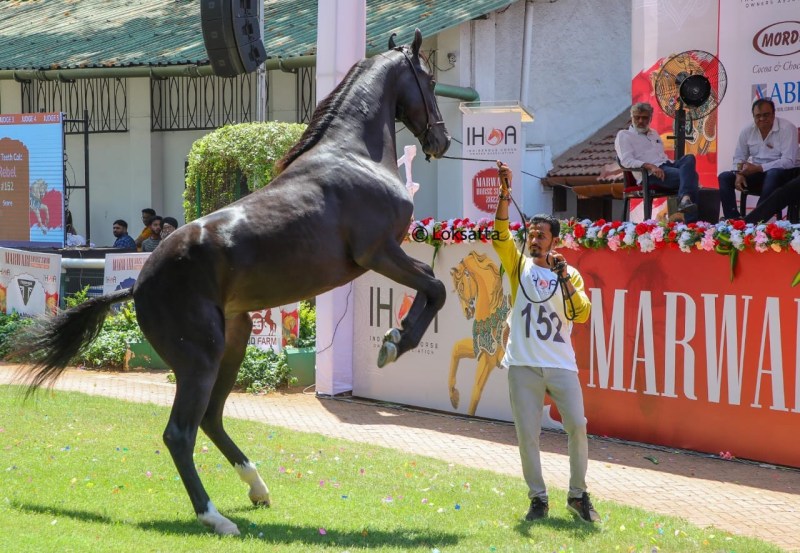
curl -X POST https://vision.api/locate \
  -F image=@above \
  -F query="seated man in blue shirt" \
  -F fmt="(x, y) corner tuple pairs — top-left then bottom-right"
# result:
(112, 219), (136, 250)
(718, 98), (798, 220)
(615, 102), (700, 221)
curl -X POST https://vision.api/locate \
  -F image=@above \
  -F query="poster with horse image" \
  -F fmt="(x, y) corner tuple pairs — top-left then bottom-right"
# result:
(352, 241), (565, 429)
(0, 247), (61, 316)
(353, 242), (518, 423)
(0, 113), (65, 248)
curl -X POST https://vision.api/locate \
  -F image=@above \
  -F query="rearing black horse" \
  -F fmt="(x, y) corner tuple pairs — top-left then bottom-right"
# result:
(14, 29), (449, 535)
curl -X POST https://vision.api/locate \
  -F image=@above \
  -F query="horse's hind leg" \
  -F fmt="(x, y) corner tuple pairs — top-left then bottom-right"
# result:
(200, 312), (270, 507)
(155, 308), (240, 535)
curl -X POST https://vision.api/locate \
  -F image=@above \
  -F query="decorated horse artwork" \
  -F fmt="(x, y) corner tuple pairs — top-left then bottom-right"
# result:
(13, 30), (449, 536)
(448, 251), (510, 416)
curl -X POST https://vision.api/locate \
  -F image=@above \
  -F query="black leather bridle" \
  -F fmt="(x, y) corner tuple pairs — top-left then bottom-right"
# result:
(395, 47), (446, 156)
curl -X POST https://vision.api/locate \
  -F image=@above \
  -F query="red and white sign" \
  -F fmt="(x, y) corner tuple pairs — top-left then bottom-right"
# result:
(461, 111), (522, 220)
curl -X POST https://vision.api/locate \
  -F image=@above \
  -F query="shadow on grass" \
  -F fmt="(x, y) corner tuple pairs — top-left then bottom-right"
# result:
(514, 516), (601, 541)
(12, 501), (462, 547)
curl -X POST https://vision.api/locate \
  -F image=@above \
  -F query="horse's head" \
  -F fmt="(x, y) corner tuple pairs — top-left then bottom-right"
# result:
(392, 29), (451, 160)
(451, 260), (478, 320)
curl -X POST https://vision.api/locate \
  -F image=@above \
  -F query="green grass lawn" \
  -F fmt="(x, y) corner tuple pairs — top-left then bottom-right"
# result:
(0, 386), (785, 553)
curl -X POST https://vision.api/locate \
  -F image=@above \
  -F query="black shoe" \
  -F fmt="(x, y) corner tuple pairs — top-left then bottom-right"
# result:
(525, 497), (549, 521)
(678, 197), (697, 216)
(567, 492), (600, 523)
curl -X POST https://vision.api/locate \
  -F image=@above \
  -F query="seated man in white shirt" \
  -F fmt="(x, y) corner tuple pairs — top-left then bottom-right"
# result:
(615, 102), (700, 221)
(718, 98), (799, 220)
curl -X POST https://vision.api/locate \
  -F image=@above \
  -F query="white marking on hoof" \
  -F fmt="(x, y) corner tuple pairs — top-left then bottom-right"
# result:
(197, 501), (240, 535)
(377, 341), (398, 368)
(384, 327), (401, 344)
(235, 461), (271, 506)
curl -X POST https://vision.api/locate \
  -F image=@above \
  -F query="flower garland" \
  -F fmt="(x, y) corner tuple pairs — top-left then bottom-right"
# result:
(407, 217), (800, 255)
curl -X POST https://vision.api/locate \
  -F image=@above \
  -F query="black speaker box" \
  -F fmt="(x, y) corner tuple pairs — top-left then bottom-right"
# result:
(201, 0), (266, 77)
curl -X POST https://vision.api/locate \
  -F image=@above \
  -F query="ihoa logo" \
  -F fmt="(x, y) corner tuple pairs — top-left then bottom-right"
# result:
(753, 21), (800, 57)
(466, 125), (517, 147)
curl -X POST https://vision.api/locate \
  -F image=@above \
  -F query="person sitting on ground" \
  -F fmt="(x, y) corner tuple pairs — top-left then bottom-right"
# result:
(160, 216), (179, 241)
(743, 168), (800, 224)
(135, 208), (157, 251)
(112, 219), (136, 250)
(615, 102), (700, 221)
(141, 215), (163, 252)
(718, 98), (798, 220)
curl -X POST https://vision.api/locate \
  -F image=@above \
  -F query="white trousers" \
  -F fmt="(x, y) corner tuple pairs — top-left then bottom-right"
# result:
(508, 365), (589, 500)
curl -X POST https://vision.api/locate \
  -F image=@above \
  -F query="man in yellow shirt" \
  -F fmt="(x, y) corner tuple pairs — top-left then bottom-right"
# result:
(492, 162), (598, 524)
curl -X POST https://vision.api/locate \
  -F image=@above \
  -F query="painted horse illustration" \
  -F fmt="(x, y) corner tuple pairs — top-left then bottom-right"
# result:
(13, 30), (449, 536)
(449, 251), (509, 416)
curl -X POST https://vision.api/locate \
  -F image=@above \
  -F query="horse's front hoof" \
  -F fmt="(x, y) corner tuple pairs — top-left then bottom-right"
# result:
(384, 327), (401, 344)
(449, 387), (460, 409)
(377, 341), (398, 368)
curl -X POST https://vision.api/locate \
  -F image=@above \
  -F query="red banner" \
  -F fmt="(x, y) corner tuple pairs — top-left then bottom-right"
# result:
(564, 248), (800, 467)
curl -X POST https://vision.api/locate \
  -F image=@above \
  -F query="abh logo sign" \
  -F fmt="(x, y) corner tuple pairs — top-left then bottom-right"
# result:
(753, 21), (800, 57)
(466, 125), (518, 147)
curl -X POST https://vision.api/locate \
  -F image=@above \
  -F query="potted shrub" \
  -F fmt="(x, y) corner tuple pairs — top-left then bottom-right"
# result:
(284, 300), (316, 386)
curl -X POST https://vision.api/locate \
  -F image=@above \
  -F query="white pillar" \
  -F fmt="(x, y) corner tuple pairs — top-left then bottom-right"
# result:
(314, 0), (366, 396)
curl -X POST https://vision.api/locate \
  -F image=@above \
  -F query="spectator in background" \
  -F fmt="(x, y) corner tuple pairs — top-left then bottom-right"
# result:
(135, 208), (157, 251)
(718, 98), (798, 220)
(141, 215), (163, 252)
(615, 102), (700, 221)
(160, 216), (179, 240)
(112, 219), (136, 250)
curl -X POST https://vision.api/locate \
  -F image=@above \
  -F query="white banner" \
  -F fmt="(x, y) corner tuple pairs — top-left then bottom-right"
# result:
(103, 252), (150, 295)
(719, 4), (800, 171)
(249, 307), (283, 352)
(0, 247), (61, 316)
(461, 111), (522, 222)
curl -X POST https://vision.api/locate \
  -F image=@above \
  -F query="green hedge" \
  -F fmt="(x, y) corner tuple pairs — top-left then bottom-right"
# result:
(183, 121), (307, 222)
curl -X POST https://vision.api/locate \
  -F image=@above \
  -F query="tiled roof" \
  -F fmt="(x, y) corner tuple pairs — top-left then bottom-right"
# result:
(542, 109), (630, 199)
(0, 0), (515, 71)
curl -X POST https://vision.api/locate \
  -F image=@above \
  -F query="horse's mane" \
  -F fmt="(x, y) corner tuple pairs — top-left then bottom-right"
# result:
(462, 252), (505, 310)
(275, 55), (378, 173)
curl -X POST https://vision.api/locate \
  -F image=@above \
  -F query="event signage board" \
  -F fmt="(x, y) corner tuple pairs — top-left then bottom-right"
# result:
(353, 241), (517, 423)
(103, 252), (150, 295)
(718, 2), (800, 171)
(352, 241), (800, 469)
(0, 246), (61, 316)
(461, 111), (522, 221)
(0, 112), (65, 248)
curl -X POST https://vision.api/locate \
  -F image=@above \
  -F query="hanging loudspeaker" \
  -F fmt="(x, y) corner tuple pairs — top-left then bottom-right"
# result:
(201, 0), (266, 77)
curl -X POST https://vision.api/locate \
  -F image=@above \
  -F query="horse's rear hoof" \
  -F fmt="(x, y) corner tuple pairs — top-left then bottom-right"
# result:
(198, 506), (240, 536)
(251, 497), (271, 507)
(377, 341), (398, 368)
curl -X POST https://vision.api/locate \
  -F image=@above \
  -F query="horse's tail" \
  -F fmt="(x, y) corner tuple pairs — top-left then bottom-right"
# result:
(12, 288), (134, 394)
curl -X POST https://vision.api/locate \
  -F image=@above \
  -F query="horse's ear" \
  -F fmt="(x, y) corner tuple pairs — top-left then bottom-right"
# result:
(412, 28), (423, 57)
(388, 33), (397, 50)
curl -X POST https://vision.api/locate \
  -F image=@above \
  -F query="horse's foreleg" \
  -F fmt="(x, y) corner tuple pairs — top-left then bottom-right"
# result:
(449, 339), (475, 409)
(359, 245), (446, 366)
(467, 353), (495, 416)
(200, 313), (270, 507)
